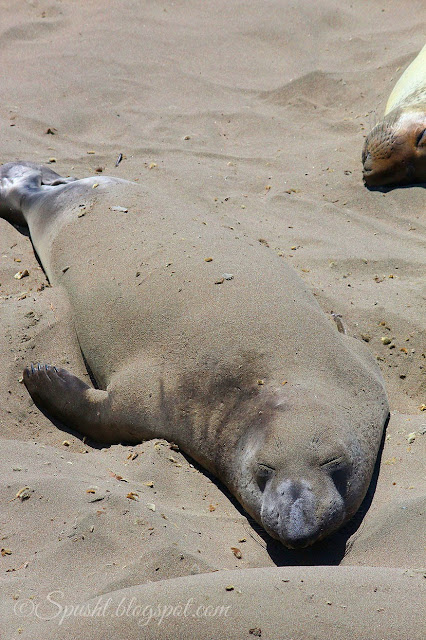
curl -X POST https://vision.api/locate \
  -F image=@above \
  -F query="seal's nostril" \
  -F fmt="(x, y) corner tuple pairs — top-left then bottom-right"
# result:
(289, 481), (303, 501)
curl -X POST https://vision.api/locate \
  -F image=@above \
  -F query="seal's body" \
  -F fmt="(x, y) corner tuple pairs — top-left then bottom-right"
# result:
(0, 162), (389, 548)
(363, 44), (426, 186)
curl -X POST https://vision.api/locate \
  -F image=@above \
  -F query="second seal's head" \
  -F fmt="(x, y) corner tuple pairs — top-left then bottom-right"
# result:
(362, 110), (426, 186)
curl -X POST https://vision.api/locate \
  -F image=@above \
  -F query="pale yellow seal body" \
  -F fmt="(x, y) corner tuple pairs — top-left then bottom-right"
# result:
(363, 44), (426, 186)
(0, 162), (389, 549)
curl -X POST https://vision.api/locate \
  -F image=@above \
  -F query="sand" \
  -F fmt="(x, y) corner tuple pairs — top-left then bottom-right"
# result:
(1, 1), (425, 638)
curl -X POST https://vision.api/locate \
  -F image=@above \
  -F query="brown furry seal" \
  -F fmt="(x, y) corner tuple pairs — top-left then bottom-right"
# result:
(362, 43), (426, 186)
(0, 162), (389, 549)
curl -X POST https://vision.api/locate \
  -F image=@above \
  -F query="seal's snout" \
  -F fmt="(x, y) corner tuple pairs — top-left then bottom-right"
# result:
(361, 139), (400, 187)
(258, 468), (349, 549)
(261, 478), (321, 549)
(362, 152), (410, 187)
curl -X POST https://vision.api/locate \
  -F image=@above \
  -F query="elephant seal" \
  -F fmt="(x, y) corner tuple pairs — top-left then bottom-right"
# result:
(362, 43), (426, 186)
(0, 162), (389, 549)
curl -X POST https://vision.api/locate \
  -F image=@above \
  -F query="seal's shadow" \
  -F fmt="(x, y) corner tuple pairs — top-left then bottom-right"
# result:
(32, 410), (110, 451)
(365, 181), (426, 192)
(12, 223), (50, 281)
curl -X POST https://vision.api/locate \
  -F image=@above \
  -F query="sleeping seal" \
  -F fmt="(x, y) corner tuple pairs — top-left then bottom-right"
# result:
(362, 43), (426, 186)
(0, 162), (389, 548)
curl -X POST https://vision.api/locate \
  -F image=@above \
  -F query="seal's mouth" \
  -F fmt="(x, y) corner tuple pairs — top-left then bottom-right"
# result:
(362, 149), (416, 186)
(362, 168), (391, 187)
(362, 164), (414, 187)
(276, 528), (321, 550)
(284, 536), (318, 550)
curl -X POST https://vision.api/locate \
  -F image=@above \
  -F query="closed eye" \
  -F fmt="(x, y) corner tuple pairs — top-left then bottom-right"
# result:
(256, 463), (275, 491)
(320, 456), (349, 497)
(320, 455), (346, 470)
(415, 128), (426, 147)
(258, 463), (275, 474)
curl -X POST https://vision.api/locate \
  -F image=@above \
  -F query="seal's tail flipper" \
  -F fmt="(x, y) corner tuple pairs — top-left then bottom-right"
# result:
(0, 161), (77, 225)
(1, 161), (76, 186)
(39, 165), (77, 187)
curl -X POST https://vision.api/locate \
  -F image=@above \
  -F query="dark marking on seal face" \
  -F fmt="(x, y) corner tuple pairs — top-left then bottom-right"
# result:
(156, 353), (278, 479)
(0, 161), (389, 549)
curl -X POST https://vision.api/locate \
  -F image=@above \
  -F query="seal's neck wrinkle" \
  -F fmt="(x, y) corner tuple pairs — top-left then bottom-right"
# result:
(171, 384), (267, 479)
(153, 359), (273, 479)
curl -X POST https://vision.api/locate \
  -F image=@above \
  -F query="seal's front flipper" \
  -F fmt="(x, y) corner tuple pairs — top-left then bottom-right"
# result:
(23, 363), (117, 444)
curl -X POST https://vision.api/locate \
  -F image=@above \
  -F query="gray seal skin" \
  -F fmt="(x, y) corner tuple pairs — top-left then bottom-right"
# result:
(0, 162), (389, 549)
(363, 43), (426, 186)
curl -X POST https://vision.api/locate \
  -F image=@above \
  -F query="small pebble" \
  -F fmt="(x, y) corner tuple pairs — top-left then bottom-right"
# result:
(110, 206), (128, 213)
(14, 270), (29, 280)
(16, 487), (32, 501)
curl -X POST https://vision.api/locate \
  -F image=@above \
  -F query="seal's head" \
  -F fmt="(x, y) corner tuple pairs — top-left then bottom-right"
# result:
(362, 110), (426, 186)
(233, 389), (374, 549)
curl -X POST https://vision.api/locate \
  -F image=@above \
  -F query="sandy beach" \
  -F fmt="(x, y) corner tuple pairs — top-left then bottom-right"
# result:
(1, 1), (425, 638)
